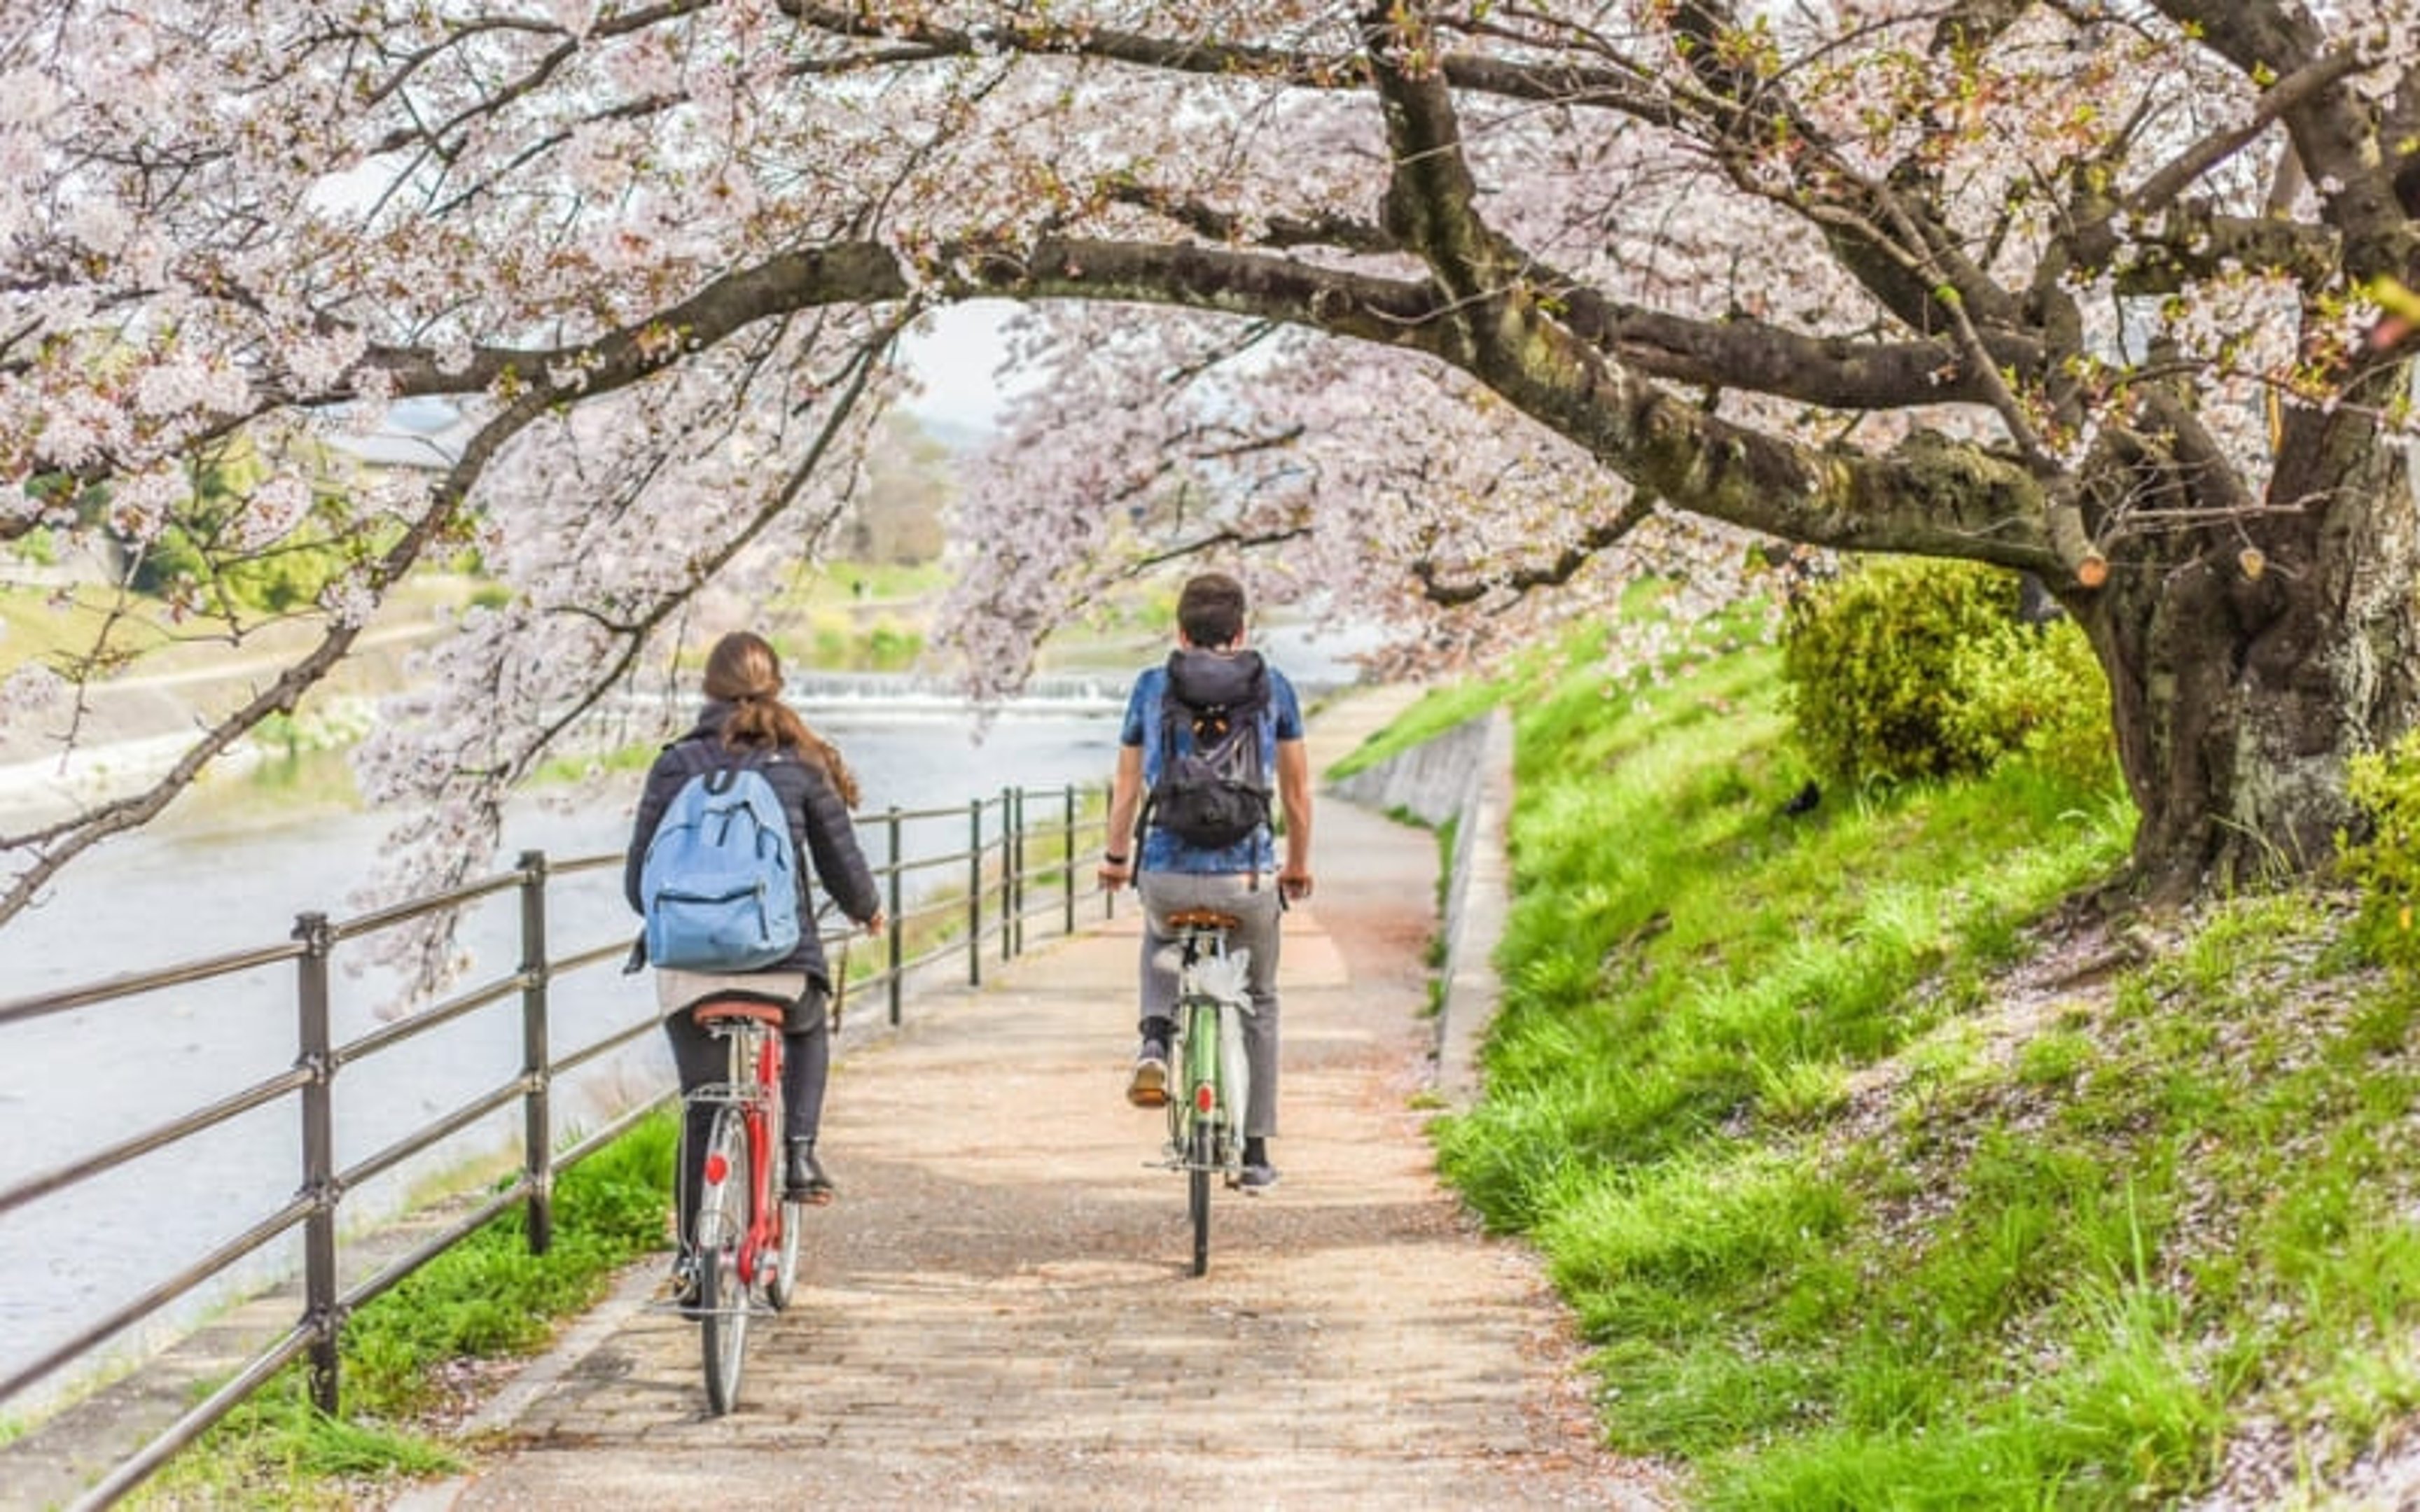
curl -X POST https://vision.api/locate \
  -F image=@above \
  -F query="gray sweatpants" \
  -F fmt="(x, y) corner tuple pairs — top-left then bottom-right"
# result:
(1136, 871), (1284, 1140)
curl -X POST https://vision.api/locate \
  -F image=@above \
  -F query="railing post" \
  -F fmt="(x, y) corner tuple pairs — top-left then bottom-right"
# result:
(517, 849), (554, 1255)
(885, 806), (904, 1026)
(1003, 785), (1020, 961)
(1062, 783), (1078, 936)
(967, 797), (984, 987)
(293, 909), (342, 1415)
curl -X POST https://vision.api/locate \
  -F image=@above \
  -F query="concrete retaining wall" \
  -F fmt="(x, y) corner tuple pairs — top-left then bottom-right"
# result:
(1326, 709), (1512, 1107)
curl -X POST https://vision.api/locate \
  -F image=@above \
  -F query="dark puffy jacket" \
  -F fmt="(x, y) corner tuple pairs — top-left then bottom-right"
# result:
(623, 706), (882, 988)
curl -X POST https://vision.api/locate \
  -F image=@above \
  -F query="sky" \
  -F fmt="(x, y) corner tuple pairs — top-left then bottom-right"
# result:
(335, 300), (1031, 462)
(896, 300), (1024, 432)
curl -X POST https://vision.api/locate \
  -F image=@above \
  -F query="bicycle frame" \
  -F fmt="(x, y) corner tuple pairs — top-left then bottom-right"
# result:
(1160, 909), (1253, 1274)
(690, 999), (787, 1295)
(1178, 988), (1250, 1154)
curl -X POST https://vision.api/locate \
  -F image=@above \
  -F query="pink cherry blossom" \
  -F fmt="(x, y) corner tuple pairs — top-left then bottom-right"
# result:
(0, 0), (2415, 957)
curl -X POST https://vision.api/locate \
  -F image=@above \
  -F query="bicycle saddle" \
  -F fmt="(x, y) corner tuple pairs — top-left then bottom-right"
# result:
(1166, 909), (1243, 931)
(691, 997), (788, 1028)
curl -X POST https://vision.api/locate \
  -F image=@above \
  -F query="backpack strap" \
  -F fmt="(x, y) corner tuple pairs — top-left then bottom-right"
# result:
(1131, 692), (1180, 875)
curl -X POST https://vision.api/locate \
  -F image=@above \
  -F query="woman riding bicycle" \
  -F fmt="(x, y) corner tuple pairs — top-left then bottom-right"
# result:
(625, 630), (886, 1298)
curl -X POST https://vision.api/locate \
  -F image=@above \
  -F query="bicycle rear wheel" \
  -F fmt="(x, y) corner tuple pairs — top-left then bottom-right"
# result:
(695, 1106), (752, 1414)
(1188, 1118), (1214, 1277)
(1182, 997), (1221, 1275)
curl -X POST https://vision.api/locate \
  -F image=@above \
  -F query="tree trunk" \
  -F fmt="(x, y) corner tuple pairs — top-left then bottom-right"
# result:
(2079, 420), (2420, 895)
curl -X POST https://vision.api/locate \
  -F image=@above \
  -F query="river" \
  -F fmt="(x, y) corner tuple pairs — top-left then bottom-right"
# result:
(0, 626), (1377, 1413)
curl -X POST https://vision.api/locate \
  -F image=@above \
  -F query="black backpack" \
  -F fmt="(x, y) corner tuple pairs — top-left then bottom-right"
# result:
(1140, 648), (1274, 853)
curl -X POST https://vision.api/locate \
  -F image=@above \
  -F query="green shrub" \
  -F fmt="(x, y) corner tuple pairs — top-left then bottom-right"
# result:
(6, 526), (57, 566)
(134, 517), (359, 614)
(2341, 728), (2420, 976)
(1780, 557), (2113, 790)
(1943, 611), (2120, 791)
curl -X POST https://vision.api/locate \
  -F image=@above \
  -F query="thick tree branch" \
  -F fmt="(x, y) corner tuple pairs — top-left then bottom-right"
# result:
(365, 244), (912, 397)
(2151, 0), (2409, 264)
(1412, 493), (1657, 607)
(2127, 50), (2363, 222)
(1346, 6), (2075, 580)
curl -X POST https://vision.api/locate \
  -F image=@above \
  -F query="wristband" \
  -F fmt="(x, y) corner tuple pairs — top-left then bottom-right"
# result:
(1104, 853), (1129, 865)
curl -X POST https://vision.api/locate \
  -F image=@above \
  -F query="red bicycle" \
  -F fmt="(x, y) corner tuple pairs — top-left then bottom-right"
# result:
(680, 995), (806, 1414)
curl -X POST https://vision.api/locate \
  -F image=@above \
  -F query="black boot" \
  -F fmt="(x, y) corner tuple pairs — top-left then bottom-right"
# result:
(785, 1138), (835, 1204)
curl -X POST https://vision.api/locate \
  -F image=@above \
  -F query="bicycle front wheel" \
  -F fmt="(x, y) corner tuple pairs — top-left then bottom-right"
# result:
(695, 1107), (752, 1414)
(767, 1197), (804, 1312)
(761, 1044), (803, 1312)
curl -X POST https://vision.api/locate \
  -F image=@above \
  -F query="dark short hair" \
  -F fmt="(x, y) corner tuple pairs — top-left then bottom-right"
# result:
(1176, 573), (1247, 648)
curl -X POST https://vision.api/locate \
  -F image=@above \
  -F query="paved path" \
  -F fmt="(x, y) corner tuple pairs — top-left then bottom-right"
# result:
(394, 691), (1669, 1511)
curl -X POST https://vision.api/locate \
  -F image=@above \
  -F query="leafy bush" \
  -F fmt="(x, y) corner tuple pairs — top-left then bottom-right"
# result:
(1943, 611), (2120, 791)
(134, 517), (357, 614)
(2340, 728), (2420, 976)
(1780, 556), (2113, 790)
(6, 526), (57, 566)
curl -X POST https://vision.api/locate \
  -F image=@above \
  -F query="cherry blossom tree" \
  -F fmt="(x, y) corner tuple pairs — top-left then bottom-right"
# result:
(5, 0), (2419, 942)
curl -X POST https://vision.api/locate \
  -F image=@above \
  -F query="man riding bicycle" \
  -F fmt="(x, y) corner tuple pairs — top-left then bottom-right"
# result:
(1097, 573), (1313, 1191)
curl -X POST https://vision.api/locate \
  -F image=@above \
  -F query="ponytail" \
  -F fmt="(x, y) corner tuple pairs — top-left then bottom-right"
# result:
(701, 631), (863, 808)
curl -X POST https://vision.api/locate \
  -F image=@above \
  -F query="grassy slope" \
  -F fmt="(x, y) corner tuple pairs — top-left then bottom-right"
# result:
(1437, 634), (2419, 1509)
(131, 1114), (679, 1507)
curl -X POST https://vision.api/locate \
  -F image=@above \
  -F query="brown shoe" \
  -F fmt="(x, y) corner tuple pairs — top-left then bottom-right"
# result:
(1126, 1040), (1170, 1107)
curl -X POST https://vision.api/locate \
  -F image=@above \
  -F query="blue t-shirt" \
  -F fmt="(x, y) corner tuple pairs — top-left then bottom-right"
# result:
(1120, 658), (1304, 874)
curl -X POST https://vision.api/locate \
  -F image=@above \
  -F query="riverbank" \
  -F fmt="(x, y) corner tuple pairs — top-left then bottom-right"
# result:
(0, 579), (1375, 835)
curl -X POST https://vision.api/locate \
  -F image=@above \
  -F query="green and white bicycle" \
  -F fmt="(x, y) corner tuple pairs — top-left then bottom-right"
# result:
(1155, 907), (1254, 1277)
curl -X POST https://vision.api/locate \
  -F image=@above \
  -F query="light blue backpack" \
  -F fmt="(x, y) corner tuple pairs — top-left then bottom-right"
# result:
(639, 750), (802, 972)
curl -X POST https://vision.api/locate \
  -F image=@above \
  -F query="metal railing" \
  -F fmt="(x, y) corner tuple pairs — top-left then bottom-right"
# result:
(0, 783), (1115, 1509)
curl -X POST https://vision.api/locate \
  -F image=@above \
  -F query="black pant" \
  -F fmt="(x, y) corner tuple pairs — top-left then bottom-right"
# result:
(665, 987), (828, 1254)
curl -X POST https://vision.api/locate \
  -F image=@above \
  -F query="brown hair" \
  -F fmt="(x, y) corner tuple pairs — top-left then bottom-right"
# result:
(702, 631), (861, 808)
(1176, 572), (1247, 649)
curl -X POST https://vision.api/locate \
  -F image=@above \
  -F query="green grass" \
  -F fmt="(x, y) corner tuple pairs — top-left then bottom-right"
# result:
(1435, 631), (2420, 1506)
(1326, 682), (1507, 781)
(0, 580), (178, 674)
(133, 1112), (678, 1507)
